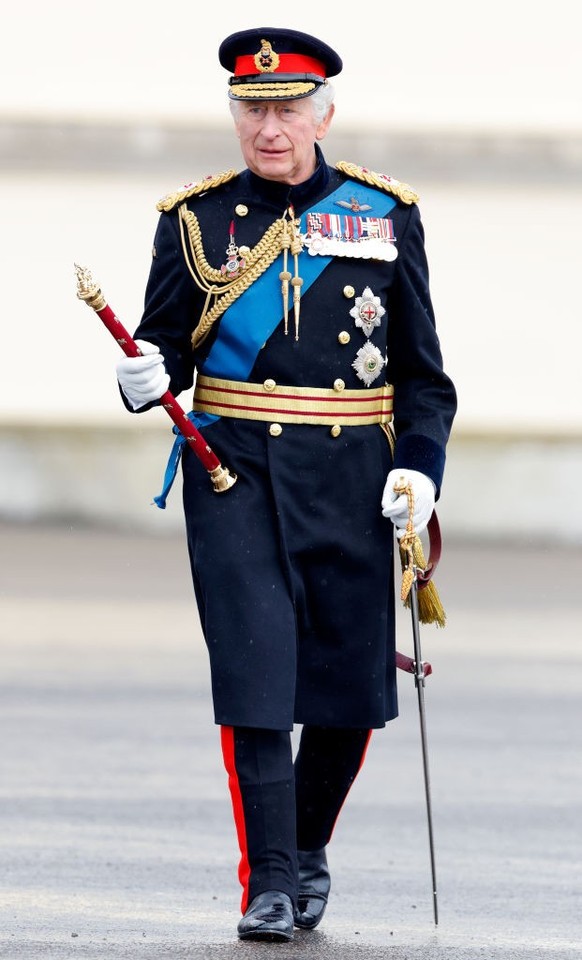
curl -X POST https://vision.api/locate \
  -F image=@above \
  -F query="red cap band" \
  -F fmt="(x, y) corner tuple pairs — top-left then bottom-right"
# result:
(234, 53), (326, 78)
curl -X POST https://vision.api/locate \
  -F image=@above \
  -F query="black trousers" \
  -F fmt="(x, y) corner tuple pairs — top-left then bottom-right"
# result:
(221, 725), (372, 911)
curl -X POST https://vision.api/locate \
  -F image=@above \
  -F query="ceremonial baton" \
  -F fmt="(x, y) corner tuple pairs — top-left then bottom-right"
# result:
(395, 479), (439, 926)
(74, 264), (237, 494)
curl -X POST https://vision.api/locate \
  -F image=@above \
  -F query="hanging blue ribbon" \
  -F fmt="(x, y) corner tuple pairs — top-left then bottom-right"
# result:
(153, 411), (218, 509)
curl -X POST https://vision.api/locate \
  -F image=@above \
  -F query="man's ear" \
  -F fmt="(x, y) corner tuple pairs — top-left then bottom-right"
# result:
(315, 103), (335, 141)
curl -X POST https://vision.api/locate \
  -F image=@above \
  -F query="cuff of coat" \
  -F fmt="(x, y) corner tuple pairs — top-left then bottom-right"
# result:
(392, 433), (446, 499)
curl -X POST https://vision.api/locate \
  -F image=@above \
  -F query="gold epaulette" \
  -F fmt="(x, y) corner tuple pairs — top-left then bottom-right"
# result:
(156, 169), (238, 213)
(335, 160), (419, 205)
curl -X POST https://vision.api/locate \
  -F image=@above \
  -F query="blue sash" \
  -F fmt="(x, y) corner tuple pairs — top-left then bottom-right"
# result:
(154, 179), (396, 507)
(201, 181), (396, 379)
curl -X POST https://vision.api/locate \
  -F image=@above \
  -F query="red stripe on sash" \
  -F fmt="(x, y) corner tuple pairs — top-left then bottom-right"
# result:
(197, 400), (389, 418)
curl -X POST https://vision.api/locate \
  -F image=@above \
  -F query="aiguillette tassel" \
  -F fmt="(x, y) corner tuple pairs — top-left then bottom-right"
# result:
(279, 217), (291, 335)
(288, 206), (304, 341)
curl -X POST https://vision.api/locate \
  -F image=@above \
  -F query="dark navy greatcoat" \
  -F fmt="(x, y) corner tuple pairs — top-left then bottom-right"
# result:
(131, 147), (457, 731)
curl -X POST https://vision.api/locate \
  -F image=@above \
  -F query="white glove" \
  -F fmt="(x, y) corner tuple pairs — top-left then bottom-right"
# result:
(381, 468), (435, 537)
(116, 339), (170, 410)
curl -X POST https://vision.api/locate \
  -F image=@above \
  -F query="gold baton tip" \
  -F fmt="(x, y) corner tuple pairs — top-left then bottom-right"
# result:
(210, 465), (238, 493)
(74, 263), (106, 311)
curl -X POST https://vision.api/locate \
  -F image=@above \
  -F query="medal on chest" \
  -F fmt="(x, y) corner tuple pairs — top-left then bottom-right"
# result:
(352, 341), (386, 387)
(349, 286), (386, 336)
(220, 221), (246, 279)
(348, 286), (387, 386)
(303, 212), (398, 261)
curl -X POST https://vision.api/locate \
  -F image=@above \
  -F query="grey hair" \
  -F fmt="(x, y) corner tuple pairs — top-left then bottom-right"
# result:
(310, 82), (336, 121)
(229, 81), (335, 123)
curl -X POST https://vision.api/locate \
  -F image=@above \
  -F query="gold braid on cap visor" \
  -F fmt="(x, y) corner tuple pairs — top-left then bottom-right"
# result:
(229, 81), (317, 98)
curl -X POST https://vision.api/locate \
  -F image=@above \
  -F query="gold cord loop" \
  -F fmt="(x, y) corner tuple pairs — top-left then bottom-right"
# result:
(393, 477), (446, 628)
(180, 204), (306, 349)
(179, 207), (289, 348)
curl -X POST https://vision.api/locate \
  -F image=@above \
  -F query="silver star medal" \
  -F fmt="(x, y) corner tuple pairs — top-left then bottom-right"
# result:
(349, 286), (386, 336)
(305, 230), (325, 256)
(352, 341), (385, 387)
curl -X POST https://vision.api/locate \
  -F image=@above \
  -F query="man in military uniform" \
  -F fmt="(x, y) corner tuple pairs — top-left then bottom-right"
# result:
(116, 27), (457, 943)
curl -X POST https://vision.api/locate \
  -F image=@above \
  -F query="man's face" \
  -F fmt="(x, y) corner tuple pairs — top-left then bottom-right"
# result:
(233, 97), (334, 185)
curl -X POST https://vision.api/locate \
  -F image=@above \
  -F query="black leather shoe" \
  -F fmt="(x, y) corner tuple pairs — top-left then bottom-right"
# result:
(294, 847), (331, 930)
(237, 890), (294, 942)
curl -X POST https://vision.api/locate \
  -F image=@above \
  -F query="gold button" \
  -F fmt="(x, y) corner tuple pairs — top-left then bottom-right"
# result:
(338, 331), (350, 345)
(343, 285), (356, 299)
(331, 425), (342, 438)
(263, 378), (276, 392)
(235, 204), (248, 216)
(269, 423), (282, 437)
(333, 378), (345, 392)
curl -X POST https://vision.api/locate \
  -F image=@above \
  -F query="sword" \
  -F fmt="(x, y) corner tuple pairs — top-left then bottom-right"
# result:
(408, 568), (439, 925)
(394, 478), (439, 926)
(74, 264), (237, 494)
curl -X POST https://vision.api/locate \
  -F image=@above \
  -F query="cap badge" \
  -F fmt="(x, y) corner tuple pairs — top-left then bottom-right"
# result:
(254, 39), (280, 73)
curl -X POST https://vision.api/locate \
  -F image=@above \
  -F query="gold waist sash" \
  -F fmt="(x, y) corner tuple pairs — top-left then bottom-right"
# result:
(193, 375), (393, 426)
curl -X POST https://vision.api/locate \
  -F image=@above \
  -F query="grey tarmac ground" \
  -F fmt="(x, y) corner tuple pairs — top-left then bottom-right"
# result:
(1, 521), (581, 960)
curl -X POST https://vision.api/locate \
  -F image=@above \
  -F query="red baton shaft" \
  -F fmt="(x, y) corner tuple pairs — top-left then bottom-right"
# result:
(74, 264), (236, 493)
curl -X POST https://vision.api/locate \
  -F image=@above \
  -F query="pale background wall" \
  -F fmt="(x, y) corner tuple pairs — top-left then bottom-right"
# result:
(3, 1), (580, 130)
(1, 0), (581, 541)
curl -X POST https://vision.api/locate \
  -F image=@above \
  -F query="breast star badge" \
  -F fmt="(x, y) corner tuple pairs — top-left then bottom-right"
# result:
(352, 341), (386, 386)
(349, 286), (386, 337)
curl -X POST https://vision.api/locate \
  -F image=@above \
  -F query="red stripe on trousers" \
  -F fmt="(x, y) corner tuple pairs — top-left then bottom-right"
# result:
(220, 726), (251, 913)
(328, 729), (373, 843)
